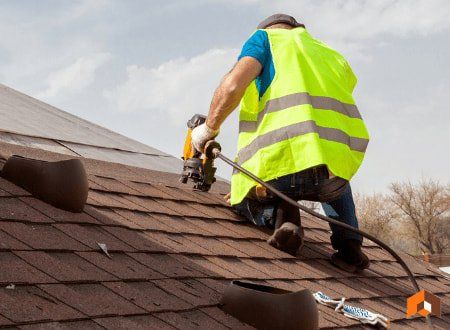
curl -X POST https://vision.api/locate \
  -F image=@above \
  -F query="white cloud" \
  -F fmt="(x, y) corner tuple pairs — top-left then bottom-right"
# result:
(38, 52), (111, 99)
(260, 0), (450, 39)
(257, 0), (450, 60)
(105, 48), (238, 123)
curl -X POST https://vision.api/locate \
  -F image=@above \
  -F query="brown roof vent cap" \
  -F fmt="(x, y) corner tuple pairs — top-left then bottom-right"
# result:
(1, 156), (88, 212)
(220, 280), (318, 329)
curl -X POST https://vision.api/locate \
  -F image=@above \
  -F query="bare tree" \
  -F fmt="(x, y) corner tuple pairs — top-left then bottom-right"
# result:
(389, 179), (449, 254)
(354, 193), (400, 246)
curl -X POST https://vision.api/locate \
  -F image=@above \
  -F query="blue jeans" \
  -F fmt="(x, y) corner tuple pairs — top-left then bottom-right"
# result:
(234, 171), (362, 249)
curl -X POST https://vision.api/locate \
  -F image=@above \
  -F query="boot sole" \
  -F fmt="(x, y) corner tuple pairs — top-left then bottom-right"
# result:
(331, 253), (370, 273)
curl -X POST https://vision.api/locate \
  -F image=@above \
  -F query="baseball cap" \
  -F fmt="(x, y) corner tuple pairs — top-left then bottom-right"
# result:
(257, 13), (305, 29)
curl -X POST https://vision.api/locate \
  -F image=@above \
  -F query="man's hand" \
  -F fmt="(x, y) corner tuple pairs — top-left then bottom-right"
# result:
(191, 123), (219, 152)
(224, 192), (231, 205)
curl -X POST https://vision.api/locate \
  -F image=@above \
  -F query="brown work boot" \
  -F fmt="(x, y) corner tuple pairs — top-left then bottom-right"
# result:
(267, 222), (304, 256)
(331, 239), (370, 273)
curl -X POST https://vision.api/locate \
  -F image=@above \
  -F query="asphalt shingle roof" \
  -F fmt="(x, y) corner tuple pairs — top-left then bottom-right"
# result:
(0, 140), (449, 329)
(0, 85), (448, 329)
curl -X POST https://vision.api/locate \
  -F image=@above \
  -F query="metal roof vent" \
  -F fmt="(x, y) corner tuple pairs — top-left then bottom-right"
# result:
(1, 156), (88, 212)
(220, 280), (318, 330)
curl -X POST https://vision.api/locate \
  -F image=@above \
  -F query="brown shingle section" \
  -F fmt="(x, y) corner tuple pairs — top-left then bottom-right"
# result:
(39, 283), (145, 316)
(0, 222), (90, 251)
(0, 197), (53, 223)
(103, 281), (191, 312)
(16, 251), (117, 282)
(94, 315), (175, 329)
(0, 286), (82, 323)
(0, 139), (448, 329)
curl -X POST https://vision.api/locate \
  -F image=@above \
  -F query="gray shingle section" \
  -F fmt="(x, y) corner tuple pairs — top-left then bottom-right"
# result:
(61, 142), (182, 174)
(0, 84), (181, 174)
(0, 84), (167, 156)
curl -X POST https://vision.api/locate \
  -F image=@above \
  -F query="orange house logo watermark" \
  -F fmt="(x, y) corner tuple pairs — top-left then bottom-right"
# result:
(406, 290), (441, 318)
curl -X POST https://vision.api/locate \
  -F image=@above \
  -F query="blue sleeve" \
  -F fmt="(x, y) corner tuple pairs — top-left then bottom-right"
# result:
(238, 30), (270, 67)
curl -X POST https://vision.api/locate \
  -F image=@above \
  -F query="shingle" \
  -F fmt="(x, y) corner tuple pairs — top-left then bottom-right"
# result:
(0, 286), (82, 322)
(252, 240), (296, 259)
(89, 175), (140, 195)
(317, 279), (369, 299)
(218, 238), (271, 258)
(113, 210), (173, 231)
(155, 199), (208, 218)
(143, 232), (210, 254)
(206, 256), (268, 279)
(15, 251), (116, 282)
(154, 185), (199, 202)
(0, 229), (31, 250)
(0, 222), (89, 251)
(188, 202), (240, 221)
(419, 277), (450, 293)
(240, 258), (297, 279)
(94, 315), (175, 329)
(156, 310), (228, 330)
(271, 260), (324, 279)
(317, 311), (339, 328)
(0, 252), (53, 284)
(128, 253), (207, 278)
(316, 304), (355, 327)
(121, 180), (174, 199)
(184, 217), (244, 238)
(186, 255), (237, 278)
(54, 224), (135, 251)
(196, 278), (230, 294)
(122, 194), (178, 214)
(77, 252), (163, 280)
(104, 281), (191, 312)
(82, 205), (126, 226)
(0, 197), (52, 223)
(103, 226), (170, 252)
(87, 190), (133, 209)
(0, 188), (10, 197)
(20, 197), (99, 224)
(0, 177), (30, 196)
(304, 259), (348, 279)
(351, 277), (396, 297)
(294, 279), (340, 296)
(201, 307), (255, 329)
(186, 236), (248, 257)
(86, 207), (142, 229)
(39, 283), (145, 316)
(213, 220), (270, 240)
(154, 278), (222, 306)
(151, 214), (210, 235)
(298, 244), (329, 260)
(19, 320), (105, 329)
(358, 297), (404, 320)
(266, 279), (305, 292)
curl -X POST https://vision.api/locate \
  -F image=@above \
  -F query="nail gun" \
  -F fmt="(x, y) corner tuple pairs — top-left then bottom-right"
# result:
(180, 114), (221, 191)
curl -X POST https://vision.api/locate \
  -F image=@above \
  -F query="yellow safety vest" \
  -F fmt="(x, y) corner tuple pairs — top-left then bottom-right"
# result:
(230, 27), (369, 205)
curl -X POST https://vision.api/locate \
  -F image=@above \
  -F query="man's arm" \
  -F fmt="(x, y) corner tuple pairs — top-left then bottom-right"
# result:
(190, 56), (262, 152)
(206, 57), (262, 130)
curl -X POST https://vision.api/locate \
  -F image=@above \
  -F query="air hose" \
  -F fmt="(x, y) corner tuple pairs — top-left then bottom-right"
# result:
(209, 147), (433, 329)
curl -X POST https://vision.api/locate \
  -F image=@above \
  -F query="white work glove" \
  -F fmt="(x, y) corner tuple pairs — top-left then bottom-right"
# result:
(191, 123), (219, 152)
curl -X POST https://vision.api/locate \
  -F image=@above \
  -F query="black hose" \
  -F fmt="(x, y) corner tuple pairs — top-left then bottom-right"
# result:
(213, 149), (433, 329)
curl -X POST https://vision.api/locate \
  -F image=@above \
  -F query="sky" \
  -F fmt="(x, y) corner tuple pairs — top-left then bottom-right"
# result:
(0, 0), (449, 194)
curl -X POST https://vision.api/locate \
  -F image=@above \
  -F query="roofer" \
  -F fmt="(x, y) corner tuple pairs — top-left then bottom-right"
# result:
(191, 14), (370, 273)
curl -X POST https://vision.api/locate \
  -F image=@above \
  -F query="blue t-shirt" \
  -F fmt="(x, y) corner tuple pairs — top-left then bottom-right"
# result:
(238, 30), (275, 99)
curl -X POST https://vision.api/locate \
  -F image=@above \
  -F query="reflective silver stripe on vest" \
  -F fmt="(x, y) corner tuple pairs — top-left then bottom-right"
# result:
(236, 120), (368, 166)
(239, 92), (361, 132)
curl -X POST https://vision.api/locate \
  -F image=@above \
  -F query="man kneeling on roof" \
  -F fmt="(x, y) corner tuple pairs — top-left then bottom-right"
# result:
(191, 14), (370, 273)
